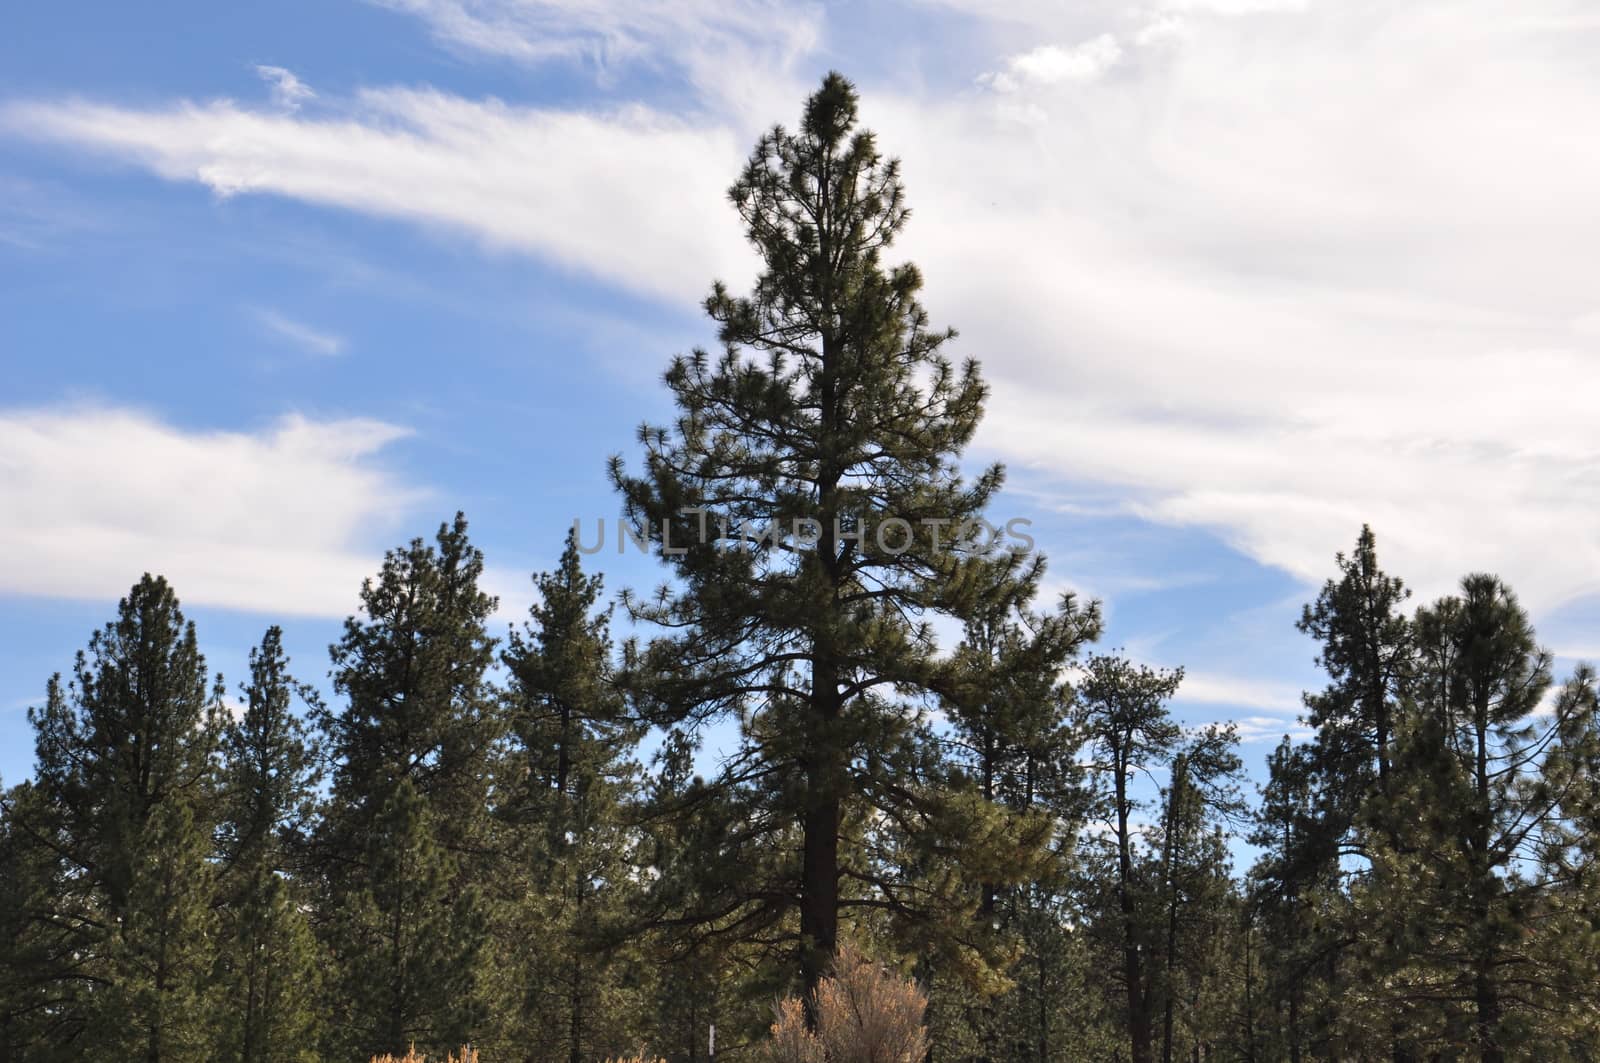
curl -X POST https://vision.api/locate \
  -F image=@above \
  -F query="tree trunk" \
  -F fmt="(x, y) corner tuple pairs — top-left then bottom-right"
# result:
(799, 785), (841, 999)
(803, 348), (844, 1012)
(800, 652), (842, 1008)
(1116, 745), (1153, 1063)
(1472, 699), (1502, 1061)
(569, 879), (584, 1063)
(1475, 963), (1504, 1063)
(1160, 758), (1188, 1063)
(1038, 944), (1049, 1063)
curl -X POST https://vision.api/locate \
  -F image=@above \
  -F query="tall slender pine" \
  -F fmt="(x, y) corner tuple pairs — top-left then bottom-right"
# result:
(611, 72), (1043, 995)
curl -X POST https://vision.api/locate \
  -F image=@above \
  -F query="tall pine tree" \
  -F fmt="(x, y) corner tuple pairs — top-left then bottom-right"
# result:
(611, 72), (1049, 995)
(1276, 526), (1415, 1058)
(500, 530), (648, 1063)
(1380, 575), (1563, 1058)
(938, 584), (1101, 1061)
(7, 575), (225, 1061)
(1073, 654), (1240, 1063)
(213, 627), (325, 1063)
(313, 514), (502, 1059)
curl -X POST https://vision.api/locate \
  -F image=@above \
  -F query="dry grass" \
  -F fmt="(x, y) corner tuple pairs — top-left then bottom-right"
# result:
(356, 948), (924, 1063)
(370, 1046), (478, 1063)
(762, 945), (930, 1063)
(367, 1043), (664, 1062)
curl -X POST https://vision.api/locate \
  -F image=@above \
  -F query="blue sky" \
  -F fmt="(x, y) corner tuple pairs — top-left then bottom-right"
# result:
(3, 0), (1598, 811)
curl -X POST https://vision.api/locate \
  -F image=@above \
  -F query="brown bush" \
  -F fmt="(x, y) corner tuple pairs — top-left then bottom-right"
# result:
(762, 945), (930, 1063)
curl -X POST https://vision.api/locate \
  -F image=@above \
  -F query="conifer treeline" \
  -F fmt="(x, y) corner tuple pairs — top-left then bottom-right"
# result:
(3, 73), (1599, 1062)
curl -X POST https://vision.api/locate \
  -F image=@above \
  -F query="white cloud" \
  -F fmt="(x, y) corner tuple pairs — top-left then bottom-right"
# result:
(255, 65), (315, 112)
(0, 406), (425, 617)
(255, 307), (345, 356)
(1175, 672), (1302, 714)
(982, 34), (1123, 92)
(1228, 714), (1312, 744)
(1, 90), (751, 303)
(1162, 0), (1307, 14)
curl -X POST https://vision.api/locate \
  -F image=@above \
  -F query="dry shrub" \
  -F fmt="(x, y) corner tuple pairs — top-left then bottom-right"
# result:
(370, 1046), (478, 1063)
(763, 945), (930, 1063)
(602, 1056), (669, 1063)
(767, 998), (825, 1063)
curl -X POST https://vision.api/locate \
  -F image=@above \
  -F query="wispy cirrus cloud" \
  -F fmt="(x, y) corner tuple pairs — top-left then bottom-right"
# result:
(254, 307), (345, 357)
(255, 65), (315, 112)
(365, 0), (823, 129)
(1, 86), (751, 303)
(1228, 715), (1313, 744)
(1175, 672), (1303, 715)
(368, 0), (820, 70)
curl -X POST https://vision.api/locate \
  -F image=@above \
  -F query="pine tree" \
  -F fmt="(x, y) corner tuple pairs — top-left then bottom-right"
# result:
(943, 588), (1101, 902)
(5, 575), (226, 1060)
(313, 515), (502, 1058)
(334, 777), (488, 1055)
(218, 627), (321, 871)
(1279, 527), (1415, 1057)
(631, 728), (789, 1062)
(213, 627), (325, 1063)
(0, 781), (39, 1057)
(1298, 525), (1412, 830)
(938, 586), (1100, 1061)
(1266, 536), (1600, 1057)
(1247, 738), (1338, 1060)
(611, 71), (1048, 998)
(1378, 574), (1578, 1058)
(1531, 664), (1600, 1053)
(1074, 655), (1240, 1063)
(116, 797), (220, 1063)
(500, 530), (648, 1063)
(0, 777), (106, 1060)
(1075, 654), (1184, 1063)
(1151, 736), (1242, 1063)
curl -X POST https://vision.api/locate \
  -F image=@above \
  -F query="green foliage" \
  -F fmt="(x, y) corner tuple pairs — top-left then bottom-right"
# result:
(2, 575), (226, 1060)
(212, 627), (326, 1063)
(313, 515), (502, 1060)
(114, 797), (219, 1062)
(1075, 653), (1243, 1063)
(1372, 575), (1576, 1059)
(1253, 531), (1600, 1059)
(498, 530), (652, 1062)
